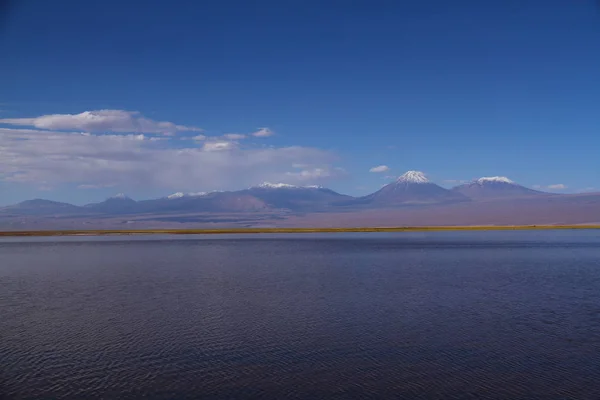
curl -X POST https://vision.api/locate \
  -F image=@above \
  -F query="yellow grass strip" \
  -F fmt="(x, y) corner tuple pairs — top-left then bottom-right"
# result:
(1, 225), (600, 237)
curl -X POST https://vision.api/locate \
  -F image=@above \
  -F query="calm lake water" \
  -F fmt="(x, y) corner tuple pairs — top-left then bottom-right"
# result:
(1, 231), (600, 399)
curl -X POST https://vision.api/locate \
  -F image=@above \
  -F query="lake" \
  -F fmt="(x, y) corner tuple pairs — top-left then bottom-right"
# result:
(1, 231), (600, 399)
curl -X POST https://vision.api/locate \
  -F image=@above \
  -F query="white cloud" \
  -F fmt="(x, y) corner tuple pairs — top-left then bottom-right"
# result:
(0, 110), (202, 135)
(202, 141), (236, 152)
(547, 184), (567, 190)
(369, 165), (390, 173)
(223, 133), (246, 140)
(0, 128), (340, 191)
(252, 127), (274, 137)
(192, 135), (206, 141)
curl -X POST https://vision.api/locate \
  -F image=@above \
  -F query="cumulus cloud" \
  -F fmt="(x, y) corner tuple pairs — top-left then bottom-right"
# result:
(0, 110), (202, 135)
(252, 127), (274, 137)
(0, 128), (341, 191)
(369, 165), (390, 173)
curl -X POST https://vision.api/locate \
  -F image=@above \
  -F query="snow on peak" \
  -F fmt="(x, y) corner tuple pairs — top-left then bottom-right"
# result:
(111, 193), (129, 199)
(254, 182), (323, 190)
(257, 182), (298, 189)
(476, 176), (514, 185)
(167, 191), (207, 199)
(396, 171), (429, 184)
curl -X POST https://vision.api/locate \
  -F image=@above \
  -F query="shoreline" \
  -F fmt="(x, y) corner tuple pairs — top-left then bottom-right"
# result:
(1, 225), (600, 237)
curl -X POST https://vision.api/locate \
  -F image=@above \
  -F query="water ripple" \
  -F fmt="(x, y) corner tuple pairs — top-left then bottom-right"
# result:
(1, 232), (600, 399)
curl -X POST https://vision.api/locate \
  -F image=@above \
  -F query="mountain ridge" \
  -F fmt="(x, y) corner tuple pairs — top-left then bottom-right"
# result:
(452, 176), (547, 199)
(0, 172), (576, 218)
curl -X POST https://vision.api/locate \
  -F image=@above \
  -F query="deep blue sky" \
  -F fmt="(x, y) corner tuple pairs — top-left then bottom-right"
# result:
(1, 0), (599, 204)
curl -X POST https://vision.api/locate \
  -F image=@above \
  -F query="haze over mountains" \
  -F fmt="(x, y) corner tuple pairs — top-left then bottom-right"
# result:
(1, 171), (599, 229)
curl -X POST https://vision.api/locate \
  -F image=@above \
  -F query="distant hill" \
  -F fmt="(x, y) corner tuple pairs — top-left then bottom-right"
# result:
(84, 194), (139, 214)
(452, 177), (547, 199)
(136, 191), (270, 214)
(0, 199), (83, 216)
(238, 183), (353, 211)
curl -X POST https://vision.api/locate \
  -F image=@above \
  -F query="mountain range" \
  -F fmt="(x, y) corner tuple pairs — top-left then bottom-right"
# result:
(1, 171), (598, 229)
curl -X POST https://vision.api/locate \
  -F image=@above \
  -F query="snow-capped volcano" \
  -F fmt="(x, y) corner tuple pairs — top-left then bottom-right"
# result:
(396, 171), (429, 184)
(452, 176), (546, 199)
(359, 170), (469, 206)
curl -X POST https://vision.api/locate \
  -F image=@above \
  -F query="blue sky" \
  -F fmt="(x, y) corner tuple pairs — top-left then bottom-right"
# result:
(1, 0), (599, 205)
